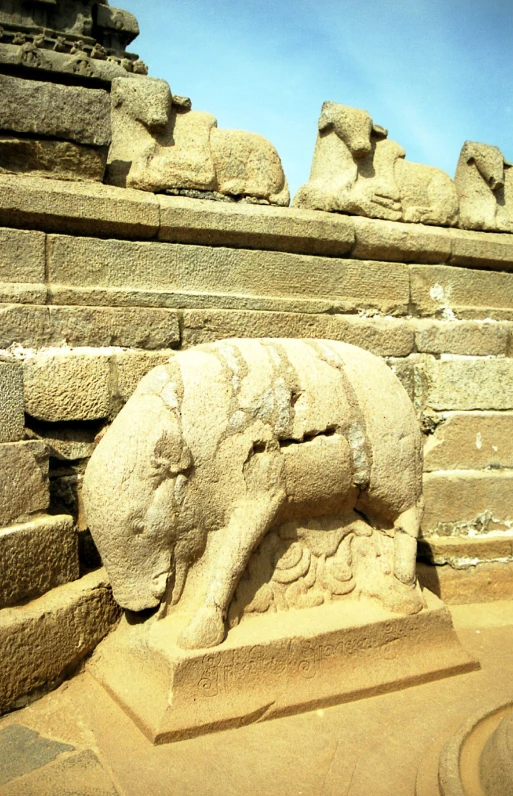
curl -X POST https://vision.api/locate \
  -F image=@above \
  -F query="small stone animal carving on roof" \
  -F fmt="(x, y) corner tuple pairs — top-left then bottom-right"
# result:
(83, 338), (424, 651)
(294, 101), (459, 227)
(455, 141), (513, 232)
(107, 77), (290, 206)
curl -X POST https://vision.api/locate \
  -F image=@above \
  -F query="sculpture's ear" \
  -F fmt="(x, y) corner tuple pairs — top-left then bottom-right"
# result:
(318, 102), (335, 133)
(150, 431), (192, 483)
(372, 123), (388, 140)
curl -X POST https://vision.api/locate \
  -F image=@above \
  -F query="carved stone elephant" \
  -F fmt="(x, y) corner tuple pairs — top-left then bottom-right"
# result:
(83, 339), (424, 651)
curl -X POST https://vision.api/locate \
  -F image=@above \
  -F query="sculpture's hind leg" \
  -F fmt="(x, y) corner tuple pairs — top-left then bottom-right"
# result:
(380, 502), (425, 615)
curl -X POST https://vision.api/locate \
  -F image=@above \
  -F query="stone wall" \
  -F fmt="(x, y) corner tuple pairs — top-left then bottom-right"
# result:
(1, 173), (512, 613)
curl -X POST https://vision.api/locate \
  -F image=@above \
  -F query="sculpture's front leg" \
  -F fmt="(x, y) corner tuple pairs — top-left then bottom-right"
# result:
(178, 486), (286, 649)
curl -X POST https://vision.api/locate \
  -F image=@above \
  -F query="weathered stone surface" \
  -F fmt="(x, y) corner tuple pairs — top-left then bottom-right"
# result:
(0, 0), (141, 60)
(0, 283), (47, 305)
(417, 560), (513, 604)
(111, 350), (174, 404)
(24, 350), (112, 422)
(0, 75), (110, 146)
(0, 174), (159, 239)
(449, 227), (513, 269)
(351, 216), (451, 263)
(294, 101), (458, 227)
(418, 533), (513, 571)
(422, 471), (513, 536)
(424, 412), (513, 471)
(109, 77), (289, 205)
(414, 319), (510, 356)
(0, 514), (78, 608)
(89, 590), (475, 743)
(0, 440), (49, 526)
(0, 360), (24, 443)
(210, 128), (289, 205)
(0, 137), (107, 182)
(0, 226), (45, 284)
(386, 355), (430, 413)
(0, 725), (74, 788)
(108, 78), (214, 191)
(182, 310), (413, 356)
(48, 284), (337, 315)
(2, 749), (120, 796)
(84, 338), (425, 655)
(0, 569), (120, 715)
(454, 141), (513, 234)
(48, 235), (410, 315)
(425, 358), (513, 411)
(158, 195), (355, 256)
(410, 263), (513, 321)
(27, 421), (101, 462)
(0, 305), (180, 350)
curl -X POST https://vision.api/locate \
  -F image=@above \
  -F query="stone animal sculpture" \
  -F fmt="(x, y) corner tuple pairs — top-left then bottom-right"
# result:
(455, 140), (513, 232)
(107, 76), (289, 205)
(83, 339), (425, 651)
(294, 101), (459, 227)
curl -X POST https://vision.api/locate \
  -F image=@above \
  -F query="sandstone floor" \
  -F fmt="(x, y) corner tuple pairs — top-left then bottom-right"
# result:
(1, 601), (512, 796)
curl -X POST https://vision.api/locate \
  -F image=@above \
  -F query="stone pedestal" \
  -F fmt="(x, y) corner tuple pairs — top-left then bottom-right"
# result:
(89, 588), (477, 744)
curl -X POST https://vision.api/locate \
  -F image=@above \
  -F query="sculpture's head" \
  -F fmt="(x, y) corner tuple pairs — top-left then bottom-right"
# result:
(464, 141), (507, 191)
(318, 102), (388, 159)
(111, 76), (172, 132)
(83, 392), (191, 612)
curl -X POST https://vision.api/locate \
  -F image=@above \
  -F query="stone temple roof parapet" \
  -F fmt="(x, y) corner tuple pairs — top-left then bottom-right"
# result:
(0, 0), (146, 83)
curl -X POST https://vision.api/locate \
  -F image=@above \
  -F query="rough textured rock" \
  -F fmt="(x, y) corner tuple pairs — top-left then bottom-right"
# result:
(0, 305), (180, 350)
(47, 234), (410, 315)
(24, 350), (112, 422)
(410, 263), (513, 321)
(455, 141), (513, 232)
(0, 75), (111, 147)
(423, 471), (513, 536)
(0, 137), (107, 182)
(108, 77), (289, 205)
(182, 310), (413, 356)
(351, 216), (451, 263)
(417, 560), (513, 604)
(111, 350), (174, 404)
(158, 194), (355, 255)
(83, 338), (424, 653)
(210, 128), (289, 206)
(0, 441), (49, 527)
(293, 101), (458, 227)
(26, 421), (101, 462)
(418, 533), (513, 567)
(424, 412), (513, 471)
(0, 514), (78, 608)
(0, 360), (24, 443)
(414, 319), (510, 356)
(425, 358), (513, 411)
(0, 174), (159, 239)
(0, 227), (45, 285)
(0, 569), (120, 715)
(449, 227), (513, 269)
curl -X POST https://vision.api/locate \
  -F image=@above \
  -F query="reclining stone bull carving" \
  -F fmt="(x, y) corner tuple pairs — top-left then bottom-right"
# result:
(294, 101), (459, 227)
(83, 339), (425, 651)
(107, 76), (289, 206)
(455, 140), (513, 232)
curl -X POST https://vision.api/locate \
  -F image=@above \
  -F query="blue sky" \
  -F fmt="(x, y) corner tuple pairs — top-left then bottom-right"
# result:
(122, 0), (512, 197)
